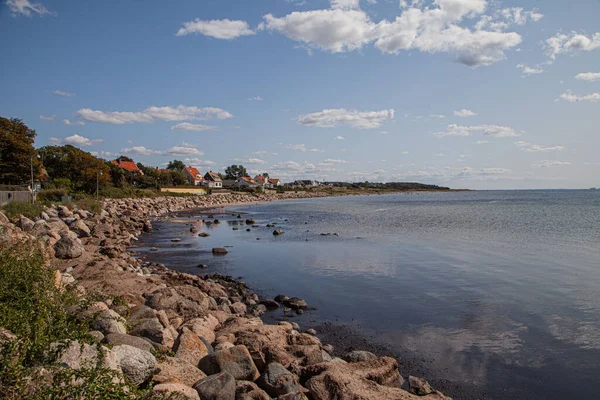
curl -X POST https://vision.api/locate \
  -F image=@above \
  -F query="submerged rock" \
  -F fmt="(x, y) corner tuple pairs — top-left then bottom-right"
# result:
(212, 247), (228, 255)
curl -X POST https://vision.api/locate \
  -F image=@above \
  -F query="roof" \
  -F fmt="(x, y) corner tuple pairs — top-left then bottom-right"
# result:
(185, 166), (203, 180)
(112, 160), (141, 173)
(269, 178), (280, 184)
(240, 176), (258, 184)
(204, 171), (222, 182)
(254, 175), (266, 183)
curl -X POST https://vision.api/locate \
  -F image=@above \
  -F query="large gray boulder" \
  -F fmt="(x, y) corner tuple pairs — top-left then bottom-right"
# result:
(53, 236), (84, 259)
(146, 286), (210, 319)
(131, 318), (166, 344)
(52, 341), (98, 370)
(193, 372), (235, 400)
(104, 333), (154, 353)
(70, 219), (91, 238)
(257, 362), (300, 397)
(199, 345), (259, 381)
(92, 309), (127, 335)
(112, 344), (157, 386)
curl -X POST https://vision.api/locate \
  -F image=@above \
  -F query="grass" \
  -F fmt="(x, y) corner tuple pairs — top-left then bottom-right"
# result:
(0, 247), (167, 399)
(1, 201), (44, 219)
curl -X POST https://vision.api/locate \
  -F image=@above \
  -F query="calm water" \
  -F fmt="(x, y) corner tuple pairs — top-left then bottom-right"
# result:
(135, 190), (600, 399)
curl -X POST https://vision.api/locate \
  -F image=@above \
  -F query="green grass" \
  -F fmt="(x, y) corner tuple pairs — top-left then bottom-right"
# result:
(0, 247), (167, 399)
(1, 201), (44, 219)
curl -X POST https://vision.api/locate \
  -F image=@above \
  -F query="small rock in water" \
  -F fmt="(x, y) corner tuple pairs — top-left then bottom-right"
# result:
(246, 228), (251, 232)
(213, 219), (220, 224)
(246, 218), (255, 225)
(197, 264), (209, 269)
(273, 229), (284, 236)
(198, 233), (210, 237)
(150, 247), (158, 252)
(212, 247), (228, 255)
(171, 238), (181, 242)
(233, 227), (239, 231)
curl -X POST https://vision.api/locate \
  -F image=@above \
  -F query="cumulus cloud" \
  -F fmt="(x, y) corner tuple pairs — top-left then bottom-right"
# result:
(309, 148), (325, 152)
(557, 90), (600, 103)
(515, 141), (564, 152)
(395, 166), (512, 181)
(232, 157), (267, 164)
(321, 158), (348, 164)
(183, 158), (216, 168)
(63, 134), (103, 147)
(62, 119), (85, 126)
(430, 114), (446, 119)
(171, 122), (217, 131)
(285, 144), (308, 151)
(262, 0), (528, 67)
(533, 160), (571, 168)
(575, 72), (600, 82)
(435, 124), (519, 138)
(335, 136), (345, 140)
(39, 115), (55, 121)
(248, 96), (263, 101)
(476, 140), (488, 144)
(120, 146), (162, 156)
(165, 146), (204, 156)
(545, 32), (600, 61)
(53, 90), (74, 97)
(177, 19), (256, 39)
(76, 105), (232, 124)
(476, 7), (543, 32)
(48, 137), (61, 145)
(90, 151), (113, 159)
(298, 108), (394, 129)
(454, 109), (477, 117)
(517, 64), (543, 75)
(6, 0), (52, 16)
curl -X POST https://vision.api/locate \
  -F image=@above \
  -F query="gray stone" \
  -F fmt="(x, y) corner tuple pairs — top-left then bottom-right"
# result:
(409, 375), (433, 396)
(212, 247), (228, 255)
(199, 345), (259, 381)
(92, 309), (127, 335)
(154, 383), (199, 400)
(104, 333), (154, 353)
(131, 318), (165, 343)
(70, 219), (91, 238)
(235, 381), (270, 400)
(52, 340), (98, 370)
(343, 350), (378, 363)
(257, 362), (300, 397)
(53, 236), (84, 259)
(193, 372), (235, 400)
(112, 344), (157, 386)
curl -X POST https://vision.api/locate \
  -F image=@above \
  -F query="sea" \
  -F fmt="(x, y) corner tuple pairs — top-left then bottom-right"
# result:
(134, 190), (600, 400)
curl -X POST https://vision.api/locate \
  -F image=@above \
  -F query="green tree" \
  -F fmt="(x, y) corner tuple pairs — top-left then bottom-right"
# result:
(116, 155), (133, 162)
(0, 117), (41, 185)
(167, 160), (185, 172)
(38, 145), (111, 193)
(261, 172), (270, 178)
(225, 164), (248, 179)
(170, 170), (187, 186)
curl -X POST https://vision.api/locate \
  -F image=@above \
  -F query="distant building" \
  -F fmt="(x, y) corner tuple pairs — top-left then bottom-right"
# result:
(235, 176), (258, 189)
(183, 166), (205, 186)
(254, 175), (273, 189)
(268, 178), (281, 187)
(203, 171), (223, 188)
(111, 159), (143, 175)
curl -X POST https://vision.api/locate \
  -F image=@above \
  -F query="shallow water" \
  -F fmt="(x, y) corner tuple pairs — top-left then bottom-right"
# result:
(135, 190), (600, 399)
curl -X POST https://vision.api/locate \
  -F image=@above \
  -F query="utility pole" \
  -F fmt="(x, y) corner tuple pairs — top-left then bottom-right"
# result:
(96, 172), (103, 200)
(30, 156), (35, 204)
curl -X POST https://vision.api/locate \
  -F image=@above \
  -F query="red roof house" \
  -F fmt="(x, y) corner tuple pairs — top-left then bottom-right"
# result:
(111, 159), (143, 175)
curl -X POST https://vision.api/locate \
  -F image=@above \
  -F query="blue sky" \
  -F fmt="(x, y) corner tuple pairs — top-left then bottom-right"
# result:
(1, 0), (599, 189)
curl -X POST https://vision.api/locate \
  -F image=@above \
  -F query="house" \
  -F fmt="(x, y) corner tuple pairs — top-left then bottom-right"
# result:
(183, 166), (205, 186)
(203, 171), (223, 188)
(294, 180), (319, 187)
(268, 178), (281, 187)
(235, 176), (258, 189)
(111, 159), (143, 175)
(253, 175), (273, 189)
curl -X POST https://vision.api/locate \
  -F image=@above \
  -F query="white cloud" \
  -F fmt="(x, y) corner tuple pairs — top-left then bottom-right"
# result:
(171, 122), (217, 131)
(395, 166), (512, 181)
(309, 148), (325, 152)
(120, 146), (162, 156)
(517, 64), (543, 75)
(76, 105), (232, 124)
(335, 136), (345, 140)
(515, 141), (564, 152)
(297, 108), (394, 129)
(177, 19), (256, 39)
(248, 96), (263, 101)
(545, 32), (600, 61)
(476, 140), (488, 144)
(575, 72), (600, 82)
(62, 119), (85, 126)
(435, 153), (446, 156)
(435, 124), (519, 138)
(401, 151), (409, 155)
(330, 0), (361, 10)
(53, 90), (74, 97)
(557, 90), (600, 103)
(476, 7), (543, 32)
(454, 109), (477, 117)
(232, 157), (267, 164)
(63, 134), (103, 147)
(6, 0), (52, 16)
(39, 115), (55, 121)
(183, 158), (216, 168)
(430, 114), (446, 119)
(90, 151), (113, 159)
(285, 144), (307, 151)
(321, 158), (348, 164)
(165, 146), (204, 156)
(48, 137), (61, 145)
(533, 160), (571, 168)
(262, 1), (525, 67)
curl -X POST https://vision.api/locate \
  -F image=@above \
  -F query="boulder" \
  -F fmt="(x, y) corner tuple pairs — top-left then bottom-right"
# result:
(236, 380), (270, 400)
(212, 247), (228, 255)
(104, 333), (154, 353)
(257, 362), (300, 397)
(277, 393), (310, 400)
(193, 372), (236, 400)
(92, 309), (127, 335)
(343, 350), (378, 363)
(153, 383), (199, 400)
(230, 302), (247, 315)
(153, 357), (206, 387)
(112, 344), (157, 386)
(273, 230), (285, 236)
(182, 314), (220, 343)
(70, 219), (91, 238)
(53, 236), (84, 259)
(259, 299), (280, 310)
(52, 341), (98, 370)
(131, 318), (170, 345)
(283, 297), (308, 310)
(199, 345), (259, 381)
(173, 328), (210, 367)
(146, 286), (210, 319)
(409, 376), (433, 396)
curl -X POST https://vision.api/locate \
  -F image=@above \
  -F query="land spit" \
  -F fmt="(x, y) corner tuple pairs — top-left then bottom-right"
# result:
(0, 192), (451, 400)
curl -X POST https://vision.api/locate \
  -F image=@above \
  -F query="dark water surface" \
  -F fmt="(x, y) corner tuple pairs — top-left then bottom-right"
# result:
(134, 190), (600, 399)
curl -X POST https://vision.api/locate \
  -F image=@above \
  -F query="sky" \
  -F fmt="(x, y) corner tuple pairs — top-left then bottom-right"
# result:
(1, 0), (599, 189)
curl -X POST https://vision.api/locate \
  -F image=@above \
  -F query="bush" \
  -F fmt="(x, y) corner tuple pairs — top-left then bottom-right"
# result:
(37, 188), (67, 203)
(1, 201), (43, 219)
(73, 198), (102, 214)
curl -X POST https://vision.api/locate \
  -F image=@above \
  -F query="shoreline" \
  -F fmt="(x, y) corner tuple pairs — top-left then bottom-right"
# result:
(1, 192), (453, 399)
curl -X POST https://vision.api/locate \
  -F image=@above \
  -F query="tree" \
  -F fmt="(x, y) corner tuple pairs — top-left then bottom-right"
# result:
(225, 165), (248, 179)
(261, 172), (270, 178)
(0, 117), (41, 185)
(38, 145), (111, 193)
(167, 160), (185, 172)
(116, 155), (133, 162)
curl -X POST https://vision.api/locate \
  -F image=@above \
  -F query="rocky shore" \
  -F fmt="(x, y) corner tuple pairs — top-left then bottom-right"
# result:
(0, 193), (451, 400)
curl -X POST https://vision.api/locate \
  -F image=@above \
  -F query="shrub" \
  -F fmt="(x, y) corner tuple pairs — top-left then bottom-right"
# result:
(1, 201), (43, 219)
(73, 198), (102, 214)
(37, 188), (67, 203)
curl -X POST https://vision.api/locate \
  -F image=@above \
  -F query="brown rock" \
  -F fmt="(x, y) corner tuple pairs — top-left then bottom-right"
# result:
(199, 345), (259, 381)
(153, 357), (206, 387)
(174, 328), (210, 366)
(409, 376), (434, 396)
(154, 383), (199, 400)
(236, 380), (270, 400)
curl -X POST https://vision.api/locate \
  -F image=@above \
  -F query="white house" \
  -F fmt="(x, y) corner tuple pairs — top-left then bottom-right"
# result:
(235, 176), (258, 189)
(268, 178), (281, 187)
(204, 171), (223, 188)
(183, 166), (205, 186)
